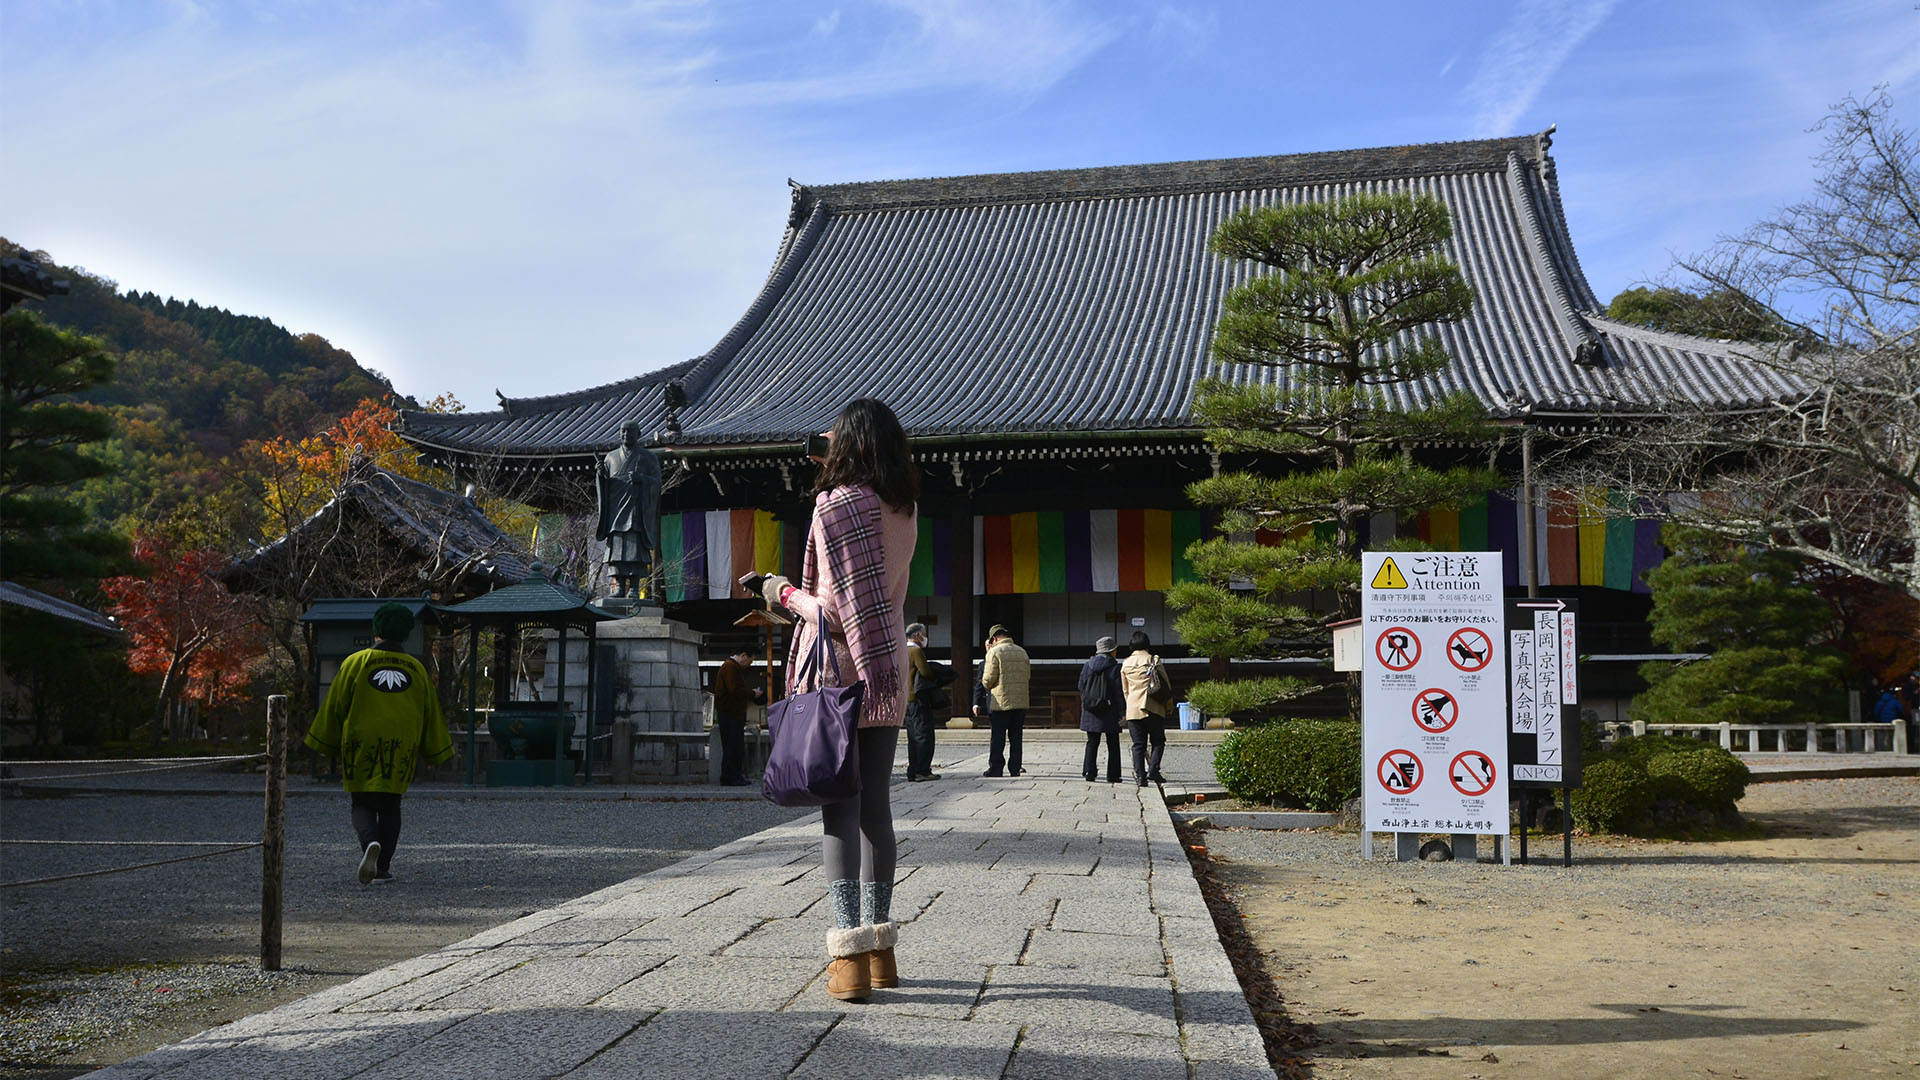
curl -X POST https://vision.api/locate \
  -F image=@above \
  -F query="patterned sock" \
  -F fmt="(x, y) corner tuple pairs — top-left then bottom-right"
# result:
(828, 879), (861, 930)
(861, 880), (894, 926)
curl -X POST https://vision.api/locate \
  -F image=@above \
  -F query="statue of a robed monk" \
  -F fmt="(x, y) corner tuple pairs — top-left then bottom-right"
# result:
(596, 420), (662, 600)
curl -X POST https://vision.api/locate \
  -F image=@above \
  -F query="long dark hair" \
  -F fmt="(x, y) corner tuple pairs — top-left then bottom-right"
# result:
(815, 398), (919, 511)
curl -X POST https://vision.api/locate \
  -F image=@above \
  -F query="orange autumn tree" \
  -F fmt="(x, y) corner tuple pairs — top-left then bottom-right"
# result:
(103, 531), (264, 736)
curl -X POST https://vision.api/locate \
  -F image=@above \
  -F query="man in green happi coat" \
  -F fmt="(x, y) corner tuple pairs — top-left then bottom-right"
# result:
(306, 603), (454, 884)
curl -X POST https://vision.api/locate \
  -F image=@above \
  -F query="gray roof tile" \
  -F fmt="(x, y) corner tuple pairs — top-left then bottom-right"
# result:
(397, 132), (1802, 459)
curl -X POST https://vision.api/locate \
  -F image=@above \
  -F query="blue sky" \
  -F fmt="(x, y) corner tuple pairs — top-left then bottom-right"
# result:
(3, 1), (1915, 409)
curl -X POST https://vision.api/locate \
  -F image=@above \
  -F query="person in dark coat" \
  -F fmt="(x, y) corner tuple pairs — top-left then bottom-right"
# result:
(1078, 636), (1125, 783)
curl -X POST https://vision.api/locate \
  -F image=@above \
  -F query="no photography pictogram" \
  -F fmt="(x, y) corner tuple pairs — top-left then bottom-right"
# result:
(1412, 688), (1458, 732)
(1377, 749), (1423, 794)
(1375, 627), (1420, 671)
(1449, 750), (1497, 796)
(1445, 626), (1493, 672)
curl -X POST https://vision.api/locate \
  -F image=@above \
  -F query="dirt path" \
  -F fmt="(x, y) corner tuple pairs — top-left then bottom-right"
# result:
(1202, 776), (1918, 1080)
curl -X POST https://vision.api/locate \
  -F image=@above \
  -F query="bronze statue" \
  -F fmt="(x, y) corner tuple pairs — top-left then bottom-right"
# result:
(596, 420), (661, 599)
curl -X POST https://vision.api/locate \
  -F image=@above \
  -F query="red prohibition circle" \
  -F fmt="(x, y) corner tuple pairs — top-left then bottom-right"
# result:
(1445, 627), (1493, 672)
(1375, 627), (1420, 671)
(1412, 688), (1458, 733)
(1448, 750), (1497, 796)
(1377, 749), (1423, 794)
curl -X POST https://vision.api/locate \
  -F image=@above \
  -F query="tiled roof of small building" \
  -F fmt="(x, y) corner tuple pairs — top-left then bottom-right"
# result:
(224, 461), (533, 591)
(397, 132), (1801, 460)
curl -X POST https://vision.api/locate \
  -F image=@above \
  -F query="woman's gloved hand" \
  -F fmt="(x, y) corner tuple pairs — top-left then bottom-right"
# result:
(761, 574), (793, 608)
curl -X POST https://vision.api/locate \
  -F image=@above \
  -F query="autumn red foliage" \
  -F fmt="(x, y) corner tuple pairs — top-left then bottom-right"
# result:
(102, 531), (265, 732)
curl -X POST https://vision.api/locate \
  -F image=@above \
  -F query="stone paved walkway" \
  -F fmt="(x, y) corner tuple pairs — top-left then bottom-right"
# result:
(90, 742), (1273, 1080)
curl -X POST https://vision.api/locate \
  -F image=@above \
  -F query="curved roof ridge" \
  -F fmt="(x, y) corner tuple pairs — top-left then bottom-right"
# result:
(397, 359), (697, 431)
(677, 197), (831, 406)
(796, 133), (1544, 216)
(1504, 150), (1606, 368)
(1584, 311), (1781, 361)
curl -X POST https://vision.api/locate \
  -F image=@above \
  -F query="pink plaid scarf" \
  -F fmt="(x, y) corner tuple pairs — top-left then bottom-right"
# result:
(791, 483), (903, 728)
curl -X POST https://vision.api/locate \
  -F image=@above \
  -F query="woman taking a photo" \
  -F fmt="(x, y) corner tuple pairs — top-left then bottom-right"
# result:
(759, 398), (918, 1002)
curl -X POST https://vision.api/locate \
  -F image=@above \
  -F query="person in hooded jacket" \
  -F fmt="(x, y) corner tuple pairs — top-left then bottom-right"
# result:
(1078, 636), (1125, 783)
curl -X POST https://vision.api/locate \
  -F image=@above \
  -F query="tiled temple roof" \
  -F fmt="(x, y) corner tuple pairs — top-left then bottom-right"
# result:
(397, 132), (1800, 462)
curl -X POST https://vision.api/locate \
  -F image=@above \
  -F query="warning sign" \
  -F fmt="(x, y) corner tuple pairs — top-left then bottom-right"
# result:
(1370, 557), (1409, 589)
(1377, 749), (1423, 794)
(1375, 627), (1420, 671)
(1446, 627), (1493, 672)
(1362, 551), (1508, 836)
(1449, 750), (1497, 796)
(1412, 688), (1458, 733)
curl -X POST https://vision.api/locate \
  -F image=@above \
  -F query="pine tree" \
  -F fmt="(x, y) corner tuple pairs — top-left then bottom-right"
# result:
(0, 309), (130, 583)
(1171, 193), (1499, 718)
(1634, 527), (1846, 726)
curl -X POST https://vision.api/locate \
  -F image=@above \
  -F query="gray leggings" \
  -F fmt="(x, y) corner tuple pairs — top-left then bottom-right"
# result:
(821, 726), (899, 882)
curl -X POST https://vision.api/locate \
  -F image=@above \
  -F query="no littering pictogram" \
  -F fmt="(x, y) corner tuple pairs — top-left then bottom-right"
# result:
(1375, 627), (1420, 671)
(1445, 626), (1493, 672)
(1412, 688), (1458, 733)
(1449, 750), (1496, 796)
(1377, 749), (1423, 794)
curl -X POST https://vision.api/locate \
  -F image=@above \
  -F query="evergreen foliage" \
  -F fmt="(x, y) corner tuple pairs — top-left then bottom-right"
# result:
(1634, 527), (1847, 726)
(1562, 736), (1751, 834)
(1172, 192), (1500, 718)
(1211, 718), (1362, 810)
(0, 310), (132, 583)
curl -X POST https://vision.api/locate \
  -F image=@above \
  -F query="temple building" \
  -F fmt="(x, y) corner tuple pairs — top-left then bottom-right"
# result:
(395, 131), (1797, 725)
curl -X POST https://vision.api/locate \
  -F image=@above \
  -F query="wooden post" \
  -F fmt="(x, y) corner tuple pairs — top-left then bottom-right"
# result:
(261, 695), (288, 971)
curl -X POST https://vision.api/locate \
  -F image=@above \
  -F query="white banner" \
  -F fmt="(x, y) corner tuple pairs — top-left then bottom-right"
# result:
(1362, 552), (1509, 835)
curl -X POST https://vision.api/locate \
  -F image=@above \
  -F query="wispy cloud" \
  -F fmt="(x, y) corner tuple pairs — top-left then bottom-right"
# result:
(1462, 0), (1620, 136)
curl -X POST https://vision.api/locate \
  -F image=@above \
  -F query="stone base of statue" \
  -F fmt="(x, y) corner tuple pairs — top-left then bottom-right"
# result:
(542, 609), (706, 780)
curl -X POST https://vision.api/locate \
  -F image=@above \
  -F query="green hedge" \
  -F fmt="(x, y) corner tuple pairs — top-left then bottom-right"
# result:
(1212, 719), (1362, 811)
(1561, 738), (1750, 833)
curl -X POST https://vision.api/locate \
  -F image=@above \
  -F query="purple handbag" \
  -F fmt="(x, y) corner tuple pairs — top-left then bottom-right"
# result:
(761, 625), (864, 807)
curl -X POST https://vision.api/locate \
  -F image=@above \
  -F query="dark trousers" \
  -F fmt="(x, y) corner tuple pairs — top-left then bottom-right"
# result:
(350, 791), (402, 874)
(1083, 730), (1121, 781)
(904, 702), (938, 777)
(987, 709), (1025, 775)
(716, 714), (747, 783)
(1129, 718), (1166, 781)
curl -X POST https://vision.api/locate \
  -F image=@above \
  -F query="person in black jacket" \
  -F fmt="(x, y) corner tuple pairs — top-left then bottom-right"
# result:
(1078, 636), (1125, 782)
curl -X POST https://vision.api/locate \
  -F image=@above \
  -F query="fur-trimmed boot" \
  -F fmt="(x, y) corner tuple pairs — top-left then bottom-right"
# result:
(825, 925), (876, 1002)
(867, 921), (899, 988)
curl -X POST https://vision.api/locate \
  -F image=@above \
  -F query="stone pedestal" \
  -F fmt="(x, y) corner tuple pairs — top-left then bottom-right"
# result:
(543, 610), (706, 777)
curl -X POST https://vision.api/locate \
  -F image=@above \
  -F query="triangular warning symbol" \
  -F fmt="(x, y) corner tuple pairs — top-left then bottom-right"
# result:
(1371, 557), (1408, 589)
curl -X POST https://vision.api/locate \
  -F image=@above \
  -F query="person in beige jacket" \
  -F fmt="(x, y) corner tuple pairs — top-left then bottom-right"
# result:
(976, 624), (1030, 777)
(1120, 630), (1172, 786)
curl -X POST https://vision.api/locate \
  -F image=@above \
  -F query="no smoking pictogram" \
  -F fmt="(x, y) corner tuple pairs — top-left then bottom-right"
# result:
(1445, 627), (1493, 672)
(1377, 749), (1423, 794)
(1375, 627), (1420, 671)
(1412, 688), (1458, 732)
(1449, 750), (1496, 796)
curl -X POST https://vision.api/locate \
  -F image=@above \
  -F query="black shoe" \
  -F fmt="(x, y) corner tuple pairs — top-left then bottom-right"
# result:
(1137, 777), (1150, 787)
(923, 772), (940, 780)
(1148, 773), (1168, 784)
(982, 770), (1003, 777)
(1010, 768), (1026, 776)
(1107, 777), (1120, 784)
(908, 773), (933, 782)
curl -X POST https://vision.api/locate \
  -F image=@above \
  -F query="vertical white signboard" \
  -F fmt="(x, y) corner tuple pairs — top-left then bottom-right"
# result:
(1362, 552), (1508, 835)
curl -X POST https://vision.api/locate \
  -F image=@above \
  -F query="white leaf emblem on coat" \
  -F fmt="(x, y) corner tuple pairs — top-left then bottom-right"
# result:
(370, 667), (412, 692)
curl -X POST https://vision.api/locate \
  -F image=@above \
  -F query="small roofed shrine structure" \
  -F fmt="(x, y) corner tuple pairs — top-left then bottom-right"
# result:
(223, 458), (533, 602)
(397, 131), (1802, 723)
(434, 566), (622, 787)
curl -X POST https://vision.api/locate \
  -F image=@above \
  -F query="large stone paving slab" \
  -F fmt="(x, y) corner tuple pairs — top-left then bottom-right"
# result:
(97, 741), (1274, 1079)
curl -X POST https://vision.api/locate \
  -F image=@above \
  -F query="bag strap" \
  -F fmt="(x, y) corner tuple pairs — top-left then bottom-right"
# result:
(792, 616), (845, 693)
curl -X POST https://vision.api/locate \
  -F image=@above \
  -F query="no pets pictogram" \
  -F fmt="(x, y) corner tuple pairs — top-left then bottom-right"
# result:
(1445, 627), (1493, 672)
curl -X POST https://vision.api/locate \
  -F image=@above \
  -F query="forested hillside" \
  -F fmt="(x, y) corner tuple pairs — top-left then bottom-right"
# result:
(1, 239), (415, 538)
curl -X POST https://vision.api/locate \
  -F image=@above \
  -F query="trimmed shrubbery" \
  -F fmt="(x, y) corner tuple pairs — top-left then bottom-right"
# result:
(1212, 718), (1362, 811)
(1561, 734), (1751, 833)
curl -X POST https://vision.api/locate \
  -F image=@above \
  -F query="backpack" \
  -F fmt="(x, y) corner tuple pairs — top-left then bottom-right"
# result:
(1145, 656), (1175, 713)
(915, 661), (953, 711)
(1080, 662), (1115, 712)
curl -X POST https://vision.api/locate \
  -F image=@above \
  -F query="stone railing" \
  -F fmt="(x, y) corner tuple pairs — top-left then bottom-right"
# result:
(1603, 720), (1910, 755)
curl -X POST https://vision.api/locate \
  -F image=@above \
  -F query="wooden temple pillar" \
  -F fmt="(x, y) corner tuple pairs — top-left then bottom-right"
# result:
(948, 493), (974, 721)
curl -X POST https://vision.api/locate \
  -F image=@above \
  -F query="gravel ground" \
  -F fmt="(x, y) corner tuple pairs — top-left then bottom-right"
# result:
(1199, 775), (1920, 1079)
